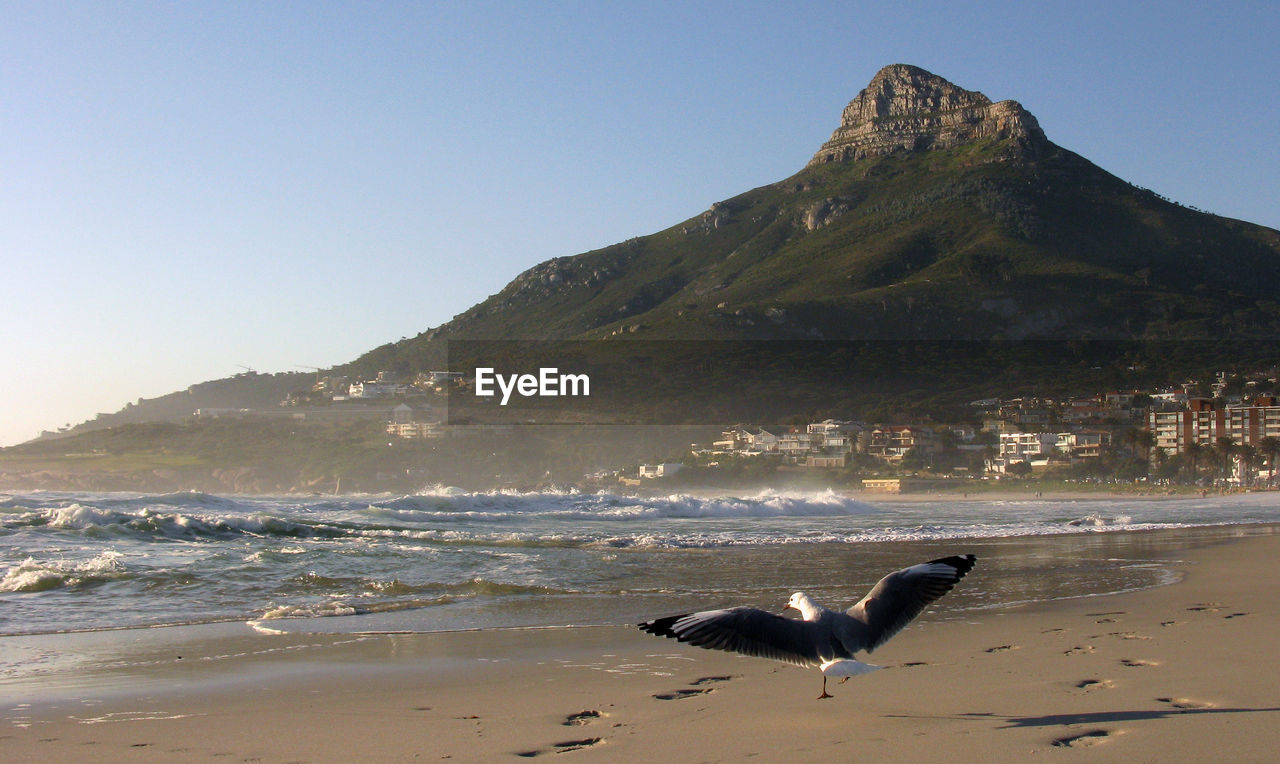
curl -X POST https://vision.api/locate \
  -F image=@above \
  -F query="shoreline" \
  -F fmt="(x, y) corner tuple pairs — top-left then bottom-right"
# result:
(5, 478), (1272, 500)
(6, 523), (1280, 760)
(2, 520), (1273, 642)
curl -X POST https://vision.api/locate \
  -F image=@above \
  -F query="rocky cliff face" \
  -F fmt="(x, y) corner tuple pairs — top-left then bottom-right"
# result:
(808, 64), (1046, 165)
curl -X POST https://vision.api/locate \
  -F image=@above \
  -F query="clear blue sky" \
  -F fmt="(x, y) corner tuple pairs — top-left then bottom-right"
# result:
(2, 1), (1277, 446)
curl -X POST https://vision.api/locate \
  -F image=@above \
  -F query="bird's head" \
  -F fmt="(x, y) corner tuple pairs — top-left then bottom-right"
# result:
(784, 592), (822, 621)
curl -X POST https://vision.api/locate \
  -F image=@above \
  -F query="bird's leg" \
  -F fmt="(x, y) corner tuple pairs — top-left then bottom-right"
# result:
(817, 676), (833, 700)
(839, 677), (851, 685)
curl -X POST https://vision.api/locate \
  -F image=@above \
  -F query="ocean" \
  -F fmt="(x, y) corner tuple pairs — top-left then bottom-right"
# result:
(3, 488), (1279, 639)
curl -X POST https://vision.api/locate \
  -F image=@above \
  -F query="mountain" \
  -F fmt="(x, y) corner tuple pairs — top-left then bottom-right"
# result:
(349, 63), (1280, 380)
(36, 64), (1280, 438)
(11, 64), (1280, 489)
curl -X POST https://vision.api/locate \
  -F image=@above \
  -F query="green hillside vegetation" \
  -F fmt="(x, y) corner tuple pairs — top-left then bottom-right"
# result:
(349, 132), (1279, 383)
(48, 371), (309, 439)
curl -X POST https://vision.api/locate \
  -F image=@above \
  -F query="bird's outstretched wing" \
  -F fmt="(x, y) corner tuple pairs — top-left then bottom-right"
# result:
(639, 607), (851, 667)
(844, 554), (976, 652)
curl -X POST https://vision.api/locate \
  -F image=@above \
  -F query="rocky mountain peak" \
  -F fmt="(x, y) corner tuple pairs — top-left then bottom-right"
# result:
(808, 64), (1045, 166)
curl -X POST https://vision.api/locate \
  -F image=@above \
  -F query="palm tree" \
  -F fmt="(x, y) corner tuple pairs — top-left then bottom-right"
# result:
(1149, 444), (1167, 477)
(1130, 429), (1156, 478)
(1236, 444), (1259, 487)
(1215, 436), (1237, 485)
(1184, 441), (1206, 484)
(1132, 428), (1156, 456)
(1258, 436), (1280, 488)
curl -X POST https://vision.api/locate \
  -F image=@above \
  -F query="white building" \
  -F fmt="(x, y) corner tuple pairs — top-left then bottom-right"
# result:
(1056, 430), (1110, 458)
(639, 463), (684, 479)
(999, 432), (1059, 463)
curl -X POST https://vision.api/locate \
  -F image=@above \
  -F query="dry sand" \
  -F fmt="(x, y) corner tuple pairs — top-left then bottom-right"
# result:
(5, 530), (1280, 762)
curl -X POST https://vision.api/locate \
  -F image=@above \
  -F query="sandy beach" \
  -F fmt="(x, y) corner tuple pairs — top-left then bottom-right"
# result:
(6, 527), (1280, 762)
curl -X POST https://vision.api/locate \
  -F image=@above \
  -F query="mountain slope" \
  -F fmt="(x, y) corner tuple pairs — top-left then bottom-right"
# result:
(352, 64), (1280, 376)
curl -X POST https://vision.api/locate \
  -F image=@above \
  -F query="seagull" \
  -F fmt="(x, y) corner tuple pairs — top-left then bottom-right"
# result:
(638, 554), (976, 699)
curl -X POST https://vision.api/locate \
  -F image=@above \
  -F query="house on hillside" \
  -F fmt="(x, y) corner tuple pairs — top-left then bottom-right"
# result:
(743, 428), (780, 454)
(639, 463), (684, 479)
(778, 429), (814, 461)
(386, 403), (445, 439)
(1000, 431), (1059, 462)
(1057, 430), (1111, 459)
(862, 426), (939, 460)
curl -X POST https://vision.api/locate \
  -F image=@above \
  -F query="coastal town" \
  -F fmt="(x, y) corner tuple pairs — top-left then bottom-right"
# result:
(278, 367), (1280, 490)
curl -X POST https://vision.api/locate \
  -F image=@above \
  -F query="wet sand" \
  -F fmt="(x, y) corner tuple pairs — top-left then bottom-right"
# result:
(5, 527), (1280, 761)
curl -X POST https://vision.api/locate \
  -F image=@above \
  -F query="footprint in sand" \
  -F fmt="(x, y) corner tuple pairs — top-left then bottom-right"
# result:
(1102, 631), (1151, 641)
(1187, 603), (1223, 612)
(1157, 697), (1215, 711)
(652, 688), (713, 701)
(1160, 620), (1180, 627)
(985, 645), (1018, 653)
(653, 675), (737, 700)
(1064, 645), (1095, 656)
(1074, 679), (1115, 691)
(1052, 729), (1113, 747)
(515, 738), (604, 757)
(562, 710), (602, 726)
(1120, 658), (1158, 668)
(1224, 612), (1250, 619)
(689, 675), (736, 686)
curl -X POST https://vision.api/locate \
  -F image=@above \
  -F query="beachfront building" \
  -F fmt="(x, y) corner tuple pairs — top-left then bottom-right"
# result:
(386, 420), (448, 439)
(639, 463), (684, 479)
(745, 429), (780, 453)
(712, 427), (748, 453)
(806, 453), (848, 468)
(712, 426), (781, 455)
(1056, 430), (1111, 459)
(713, 421), (861, 466)
(862, 426), (940, 461)
(1148, 398), (1280, 454)
(807, 419), (861, 448)
(777, 429), (815, 460)
(386, 403), (447, 438)
(999, 432), (1060, 464)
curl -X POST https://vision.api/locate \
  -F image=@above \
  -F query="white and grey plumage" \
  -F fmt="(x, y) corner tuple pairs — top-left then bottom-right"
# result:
(638, 554), (976, 699)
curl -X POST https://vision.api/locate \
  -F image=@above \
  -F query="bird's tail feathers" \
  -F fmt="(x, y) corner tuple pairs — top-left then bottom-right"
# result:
(820, 659), (882, 677)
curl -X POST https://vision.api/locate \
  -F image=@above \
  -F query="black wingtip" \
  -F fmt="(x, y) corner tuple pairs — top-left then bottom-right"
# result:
(638, 614), (687, 639)
(928, 554), (977, 578)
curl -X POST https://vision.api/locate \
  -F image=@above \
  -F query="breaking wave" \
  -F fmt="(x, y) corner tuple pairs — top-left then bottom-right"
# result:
(1, 489), (877, 544)
(5, 488), (1278, 636)
(0, 551), (128, 593)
